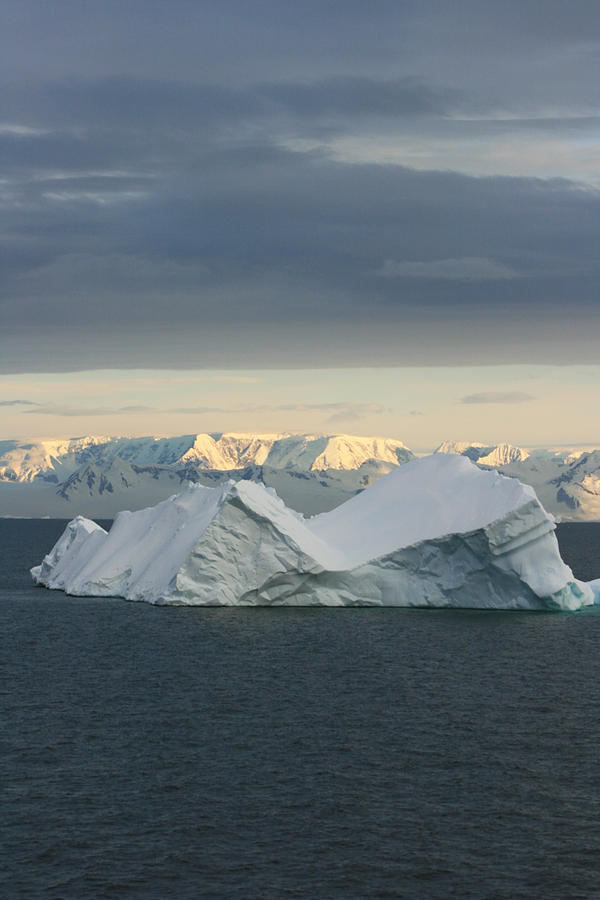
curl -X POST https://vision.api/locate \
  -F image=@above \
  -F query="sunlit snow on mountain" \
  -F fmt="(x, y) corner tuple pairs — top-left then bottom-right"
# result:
(2, 432), (600, 521)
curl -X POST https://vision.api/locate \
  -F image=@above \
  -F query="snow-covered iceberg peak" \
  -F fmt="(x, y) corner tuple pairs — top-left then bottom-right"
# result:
(32, 455), (596, 611)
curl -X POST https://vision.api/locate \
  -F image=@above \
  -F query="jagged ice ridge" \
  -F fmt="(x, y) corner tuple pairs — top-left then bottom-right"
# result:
(32, 455), (600, 611)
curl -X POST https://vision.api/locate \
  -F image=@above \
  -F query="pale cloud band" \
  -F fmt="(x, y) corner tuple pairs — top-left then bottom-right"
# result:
(377, 257), (519, 280)
(10, 399), (386, 424)
(0, 399), (40, 407)
(460, 391), (534, 404)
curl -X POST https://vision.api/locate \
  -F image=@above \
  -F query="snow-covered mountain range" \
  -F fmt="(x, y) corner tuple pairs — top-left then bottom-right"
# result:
(0, 433), (413, 517)
(435, 441), (530, 467)
(2, 432), (600, 520)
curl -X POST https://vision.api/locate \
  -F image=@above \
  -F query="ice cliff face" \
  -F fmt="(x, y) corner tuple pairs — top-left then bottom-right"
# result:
(31, 455), (598, 611)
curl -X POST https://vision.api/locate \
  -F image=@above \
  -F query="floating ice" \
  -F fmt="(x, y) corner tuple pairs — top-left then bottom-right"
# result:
(31, 455), (597, 610)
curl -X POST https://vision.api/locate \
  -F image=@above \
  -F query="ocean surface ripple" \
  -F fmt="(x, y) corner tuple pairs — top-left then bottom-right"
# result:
(2, 520), (600, 899)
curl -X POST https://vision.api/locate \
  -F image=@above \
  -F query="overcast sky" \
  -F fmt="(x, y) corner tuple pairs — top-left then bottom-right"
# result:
(1, 1), (599, 443)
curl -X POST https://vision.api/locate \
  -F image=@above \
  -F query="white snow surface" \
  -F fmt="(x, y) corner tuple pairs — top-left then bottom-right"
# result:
(0, 435), (114, 483)
(435, 440), (529, 466)
(478, 443), (530, 467)
(1, 432), (413, 482)
(31, 454), (596, 611)
(434, 440), (490, 456)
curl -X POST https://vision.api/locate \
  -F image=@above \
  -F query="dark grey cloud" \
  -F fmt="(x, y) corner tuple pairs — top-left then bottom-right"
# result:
(3, 151), (598, 325)
(460, 392), (535, 404)
(1, 1), (599, 372)
(2, 1), (599, 106)
(0, 76), (460, 137)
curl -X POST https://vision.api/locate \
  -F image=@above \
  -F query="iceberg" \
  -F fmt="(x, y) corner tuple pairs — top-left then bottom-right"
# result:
(31, 455), (599, 611)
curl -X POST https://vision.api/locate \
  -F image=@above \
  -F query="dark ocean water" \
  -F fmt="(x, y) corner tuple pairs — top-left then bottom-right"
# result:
(2, 519), (600, 899)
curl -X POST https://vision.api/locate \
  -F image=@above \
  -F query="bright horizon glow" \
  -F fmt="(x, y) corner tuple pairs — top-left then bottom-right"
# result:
(1, 364), (599, 451)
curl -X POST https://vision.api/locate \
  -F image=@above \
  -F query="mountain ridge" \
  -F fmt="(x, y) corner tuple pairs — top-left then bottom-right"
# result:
(0, 432), (413, 483)
(0, 433), (413, 518)
(2, 433), (600, 520)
